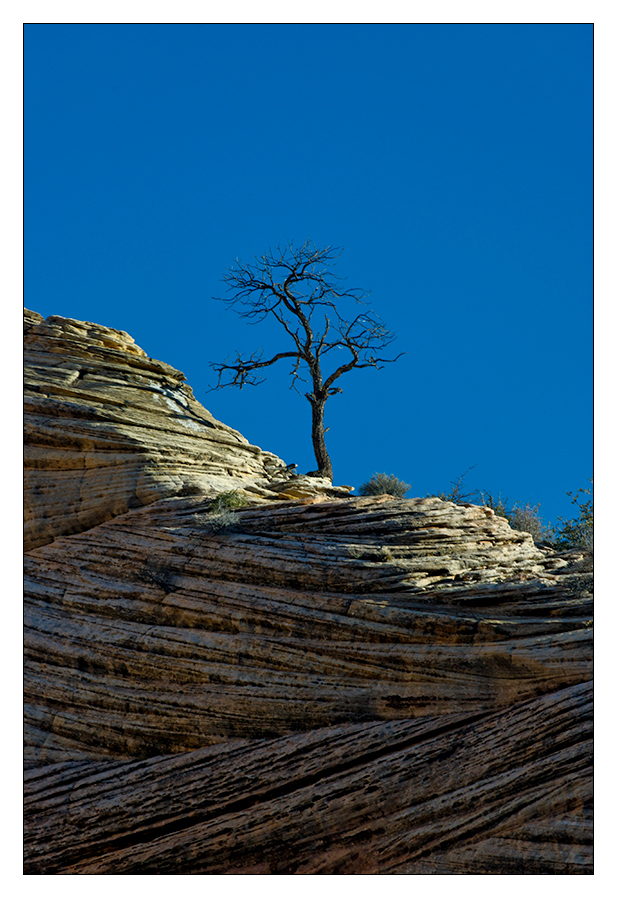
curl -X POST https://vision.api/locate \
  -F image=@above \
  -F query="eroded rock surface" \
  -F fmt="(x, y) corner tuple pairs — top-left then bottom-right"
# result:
(24, 683), (592, 875)
(24, 494), (590, 763)
(23, 309), (593, 874)
(24, 309), (349, 551)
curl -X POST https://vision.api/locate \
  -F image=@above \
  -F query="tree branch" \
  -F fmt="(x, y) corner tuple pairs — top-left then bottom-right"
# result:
(209, 349), (301, 390)
(209, 240), (405, 479)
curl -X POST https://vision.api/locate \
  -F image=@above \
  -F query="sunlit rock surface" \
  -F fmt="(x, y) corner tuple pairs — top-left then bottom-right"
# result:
(23, 310), (592, 874)
(24, 309), (350, 551)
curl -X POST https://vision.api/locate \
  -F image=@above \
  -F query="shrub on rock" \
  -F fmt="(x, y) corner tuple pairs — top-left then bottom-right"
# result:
(358, 473), (411, 498)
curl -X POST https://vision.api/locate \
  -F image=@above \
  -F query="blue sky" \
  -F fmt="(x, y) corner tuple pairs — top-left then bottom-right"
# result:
(24, 23), (592, 526)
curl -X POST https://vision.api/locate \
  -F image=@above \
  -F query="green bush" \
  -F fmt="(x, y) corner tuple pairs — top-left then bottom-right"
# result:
(204, 490), (247, 533)
(358, 473), (411, 498)
(361, 465), (592, 558)
(210, 490), (246, 511)
(432, 469), (591, 551)
(554, 482), (593, 552)
(478, 483), (592, 554)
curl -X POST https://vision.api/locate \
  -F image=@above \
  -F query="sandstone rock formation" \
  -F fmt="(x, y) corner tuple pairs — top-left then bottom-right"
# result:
(24, 309), (349, 551)
(24, 683), (592, 875)
(23, 309), (593, 875)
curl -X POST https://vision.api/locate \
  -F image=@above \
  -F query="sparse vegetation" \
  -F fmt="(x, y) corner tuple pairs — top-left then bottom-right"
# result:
(478, 493), (555, 544)
(474, 490), (510, 519)
(392, 463), (592, 556)
(210, 490), (247, 511)
(507, 502), (555, 544)
(204, 490), (247, 533)
(554, 482), (593, 553)
(454, 473), (592, 555)
(358, 473), (411, 498)
(429, 467), (478, 504)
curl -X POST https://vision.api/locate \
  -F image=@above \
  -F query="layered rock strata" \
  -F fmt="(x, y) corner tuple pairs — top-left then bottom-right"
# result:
(23, 682), (592, 875)
(23, 309), (593, 874)
(24, 309), (349, 551)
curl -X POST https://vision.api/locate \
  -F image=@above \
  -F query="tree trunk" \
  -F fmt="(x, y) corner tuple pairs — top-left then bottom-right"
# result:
(308, 398), (333, 481)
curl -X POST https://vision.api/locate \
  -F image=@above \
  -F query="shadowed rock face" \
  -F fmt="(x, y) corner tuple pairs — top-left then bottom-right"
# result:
(23, 684), (592, 875)
(23, 310), (592, 875)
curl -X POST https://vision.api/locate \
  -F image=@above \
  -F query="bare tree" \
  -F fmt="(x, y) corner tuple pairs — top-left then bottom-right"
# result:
(209, 241), (403, 482)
